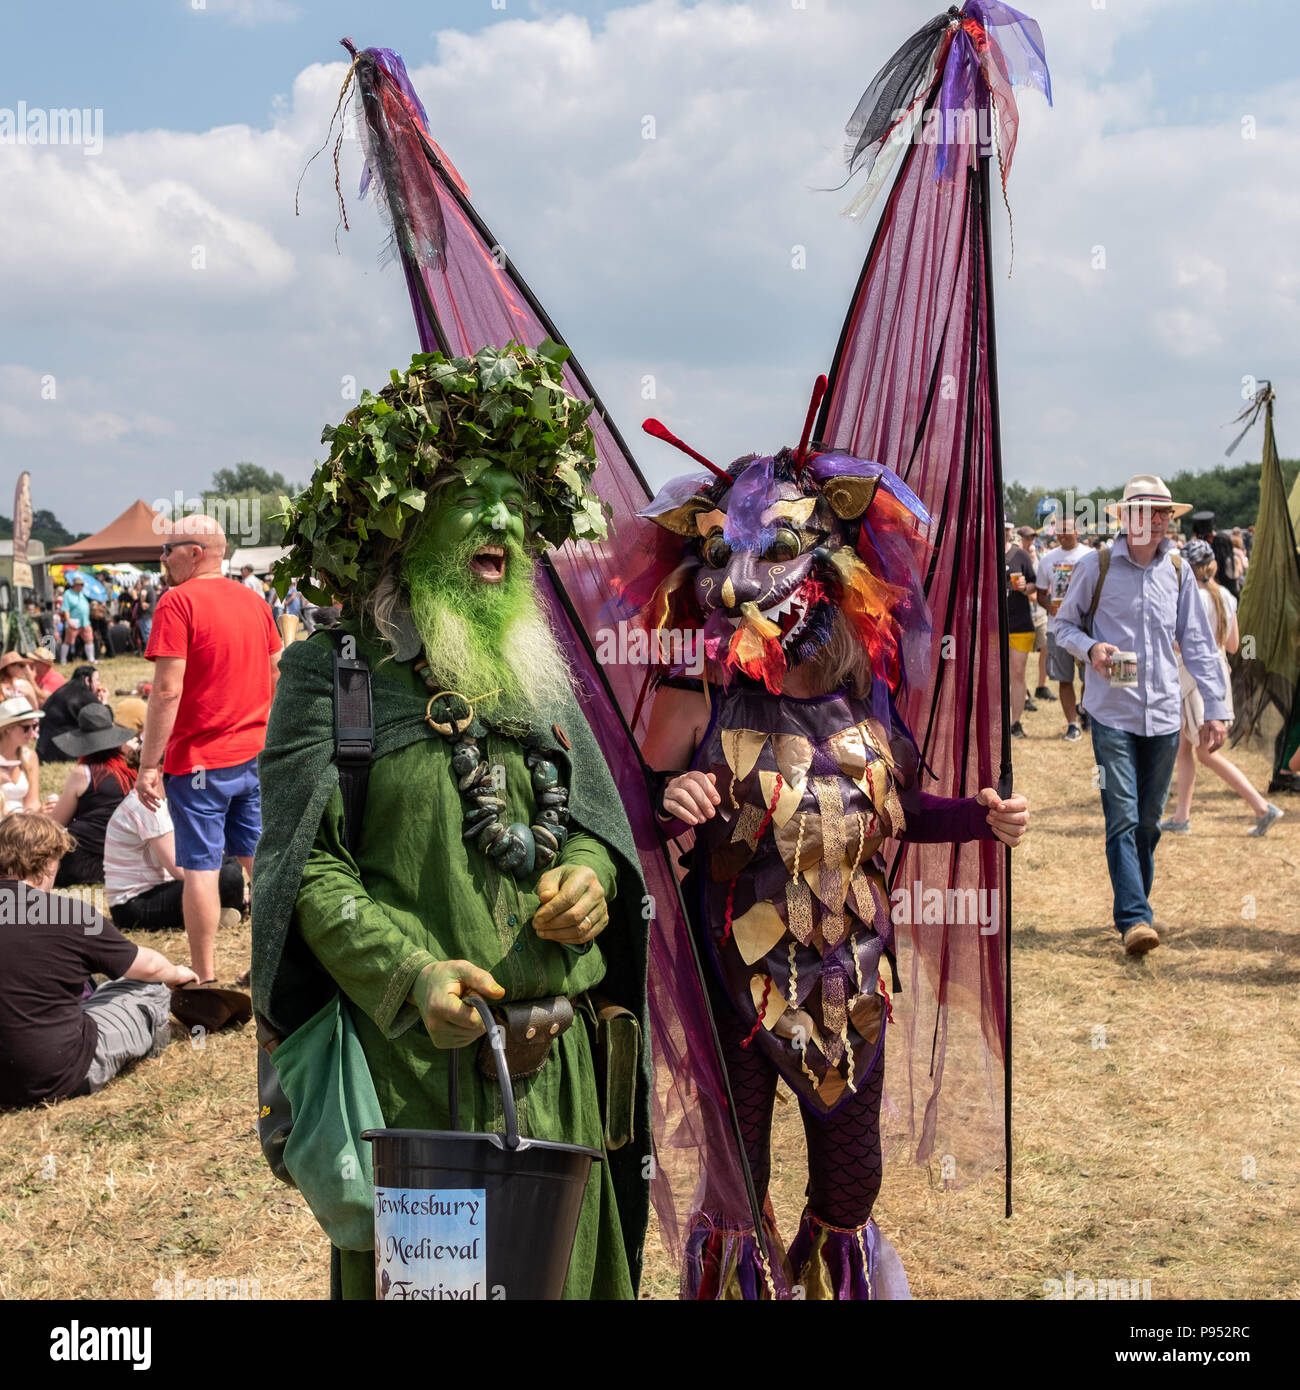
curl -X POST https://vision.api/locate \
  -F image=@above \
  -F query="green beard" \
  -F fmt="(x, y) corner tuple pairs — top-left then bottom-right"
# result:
(402, 528), (560, 722)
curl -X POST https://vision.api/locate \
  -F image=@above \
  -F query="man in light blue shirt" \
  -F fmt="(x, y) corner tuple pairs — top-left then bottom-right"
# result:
(58, 576), (94, 665)
(1055, 475), (1228, 957)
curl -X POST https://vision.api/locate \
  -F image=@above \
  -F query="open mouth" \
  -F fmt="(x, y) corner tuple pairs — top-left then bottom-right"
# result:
(764, 587), (813, 645)
(468, 544), (506, 582)
(726, 581), (813, 645)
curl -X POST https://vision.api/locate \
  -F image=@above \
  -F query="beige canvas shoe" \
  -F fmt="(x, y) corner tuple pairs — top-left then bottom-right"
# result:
(1122, 922), (1160, 956)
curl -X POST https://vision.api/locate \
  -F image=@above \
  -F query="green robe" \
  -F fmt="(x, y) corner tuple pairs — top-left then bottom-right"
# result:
(252, 618), (652, 1300)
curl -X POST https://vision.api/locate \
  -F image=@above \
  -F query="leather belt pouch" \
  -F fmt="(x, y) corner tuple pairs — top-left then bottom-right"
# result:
(588, 994), (641, 1151)
(477, 995), (575, 1082)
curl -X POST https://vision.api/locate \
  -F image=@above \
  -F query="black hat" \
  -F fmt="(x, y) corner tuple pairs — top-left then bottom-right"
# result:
(53, 702), (137, 758)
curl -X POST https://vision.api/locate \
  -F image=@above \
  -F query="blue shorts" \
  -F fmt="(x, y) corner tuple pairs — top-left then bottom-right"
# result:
(164, 758), (263, 870)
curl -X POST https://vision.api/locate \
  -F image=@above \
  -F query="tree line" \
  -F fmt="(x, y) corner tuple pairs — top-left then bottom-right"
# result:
(1005, 459), (1300, 532)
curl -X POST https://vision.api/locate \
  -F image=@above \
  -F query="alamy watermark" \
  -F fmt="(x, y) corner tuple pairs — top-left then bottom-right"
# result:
(1, 103), (103, 156)
(152, 492), (262, 548)
(1043, 1270), (1152, 1301)
(1, 888), (106, 933)
(1034, 491), (1182, 540)
(593, 624), (704, 676)
(890, 104), (1000, 160)
(152, 1269), (261, 1300)
(891, 881), (1000, 934)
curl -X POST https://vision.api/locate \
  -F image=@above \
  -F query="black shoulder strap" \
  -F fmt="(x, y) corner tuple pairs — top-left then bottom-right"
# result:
(328, 630), (373, 856)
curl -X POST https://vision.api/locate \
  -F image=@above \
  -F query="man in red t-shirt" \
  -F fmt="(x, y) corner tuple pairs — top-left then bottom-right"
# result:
(29, 647), (67, 709)
(138, 514), (282, 985)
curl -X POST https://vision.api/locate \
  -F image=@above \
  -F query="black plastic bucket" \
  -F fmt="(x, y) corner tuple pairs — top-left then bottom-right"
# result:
(363, 994), (600, 1301)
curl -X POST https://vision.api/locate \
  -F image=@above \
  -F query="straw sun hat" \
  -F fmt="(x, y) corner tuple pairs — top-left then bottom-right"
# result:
(0, 696), (43, 731)
(1104, 474), (1192, 521)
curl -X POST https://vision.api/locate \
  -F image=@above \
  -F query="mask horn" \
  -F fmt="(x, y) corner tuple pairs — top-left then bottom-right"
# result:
(642, 418), (731, 482)
(794, 374), (829, 466)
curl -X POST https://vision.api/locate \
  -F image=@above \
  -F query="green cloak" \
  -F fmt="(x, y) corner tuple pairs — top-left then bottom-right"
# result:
(251, 617), (653, 1294)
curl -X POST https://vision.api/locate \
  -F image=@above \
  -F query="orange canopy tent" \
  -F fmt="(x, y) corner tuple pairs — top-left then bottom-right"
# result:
(48, 499), (170, 565)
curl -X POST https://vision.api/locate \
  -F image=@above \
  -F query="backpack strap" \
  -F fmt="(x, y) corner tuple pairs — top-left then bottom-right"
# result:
(1083, 546), (1111, 638)
(1083, 546), (1182, 640)
(328, 630), (373, 856)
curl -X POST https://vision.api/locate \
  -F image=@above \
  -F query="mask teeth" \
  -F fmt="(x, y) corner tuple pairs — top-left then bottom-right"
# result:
(794, 374), (829, 467)
(641, 418), (731, 482)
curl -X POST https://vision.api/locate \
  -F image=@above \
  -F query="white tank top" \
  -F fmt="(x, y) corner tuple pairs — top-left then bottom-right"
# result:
(0, 756), (29, 811)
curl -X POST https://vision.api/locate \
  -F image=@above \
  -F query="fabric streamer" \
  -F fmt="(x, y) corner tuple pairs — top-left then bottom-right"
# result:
(1226, 386), (1300, 775)
(819, 3), (1050, 1195)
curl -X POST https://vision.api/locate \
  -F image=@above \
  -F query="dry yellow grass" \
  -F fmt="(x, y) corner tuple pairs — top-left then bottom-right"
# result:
(2, 659), (1296, 1299)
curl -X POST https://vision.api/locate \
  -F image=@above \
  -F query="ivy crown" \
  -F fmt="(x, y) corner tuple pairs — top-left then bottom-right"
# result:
(272, 340), (610, 605)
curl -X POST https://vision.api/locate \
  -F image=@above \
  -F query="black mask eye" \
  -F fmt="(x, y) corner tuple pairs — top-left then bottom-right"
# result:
(763, 527), (802, 563)
(702, 530), (732, 569)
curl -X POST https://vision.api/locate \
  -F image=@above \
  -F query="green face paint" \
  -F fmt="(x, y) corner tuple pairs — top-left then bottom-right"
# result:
(401, 482), (543, 717)
(420, 467), (530, 557)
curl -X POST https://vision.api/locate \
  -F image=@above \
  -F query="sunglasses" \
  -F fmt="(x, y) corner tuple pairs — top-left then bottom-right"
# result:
(161, 541), (208, 555)
(19, 722), (38, 731)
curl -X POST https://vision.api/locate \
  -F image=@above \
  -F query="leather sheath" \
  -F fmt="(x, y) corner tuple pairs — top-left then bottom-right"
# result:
(477, 994), (575, 1081)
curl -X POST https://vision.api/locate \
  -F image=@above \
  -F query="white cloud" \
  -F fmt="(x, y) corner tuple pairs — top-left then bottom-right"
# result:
(1, 0), (1298, 534)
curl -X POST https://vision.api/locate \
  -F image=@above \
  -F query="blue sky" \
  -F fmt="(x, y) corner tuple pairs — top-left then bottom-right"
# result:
(2, 0), (1297, 532)
(7, 0), (1289, 135)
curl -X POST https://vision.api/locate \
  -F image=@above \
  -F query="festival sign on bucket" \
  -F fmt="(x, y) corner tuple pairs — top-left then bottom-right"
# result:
(364, 995), (601, 1301)
(373, 1185), (486, 1299)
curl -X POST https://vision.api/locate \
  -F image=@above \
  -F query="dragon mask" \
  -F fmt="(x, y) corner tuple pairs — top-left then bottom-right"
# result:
(623, 388), (934, 705)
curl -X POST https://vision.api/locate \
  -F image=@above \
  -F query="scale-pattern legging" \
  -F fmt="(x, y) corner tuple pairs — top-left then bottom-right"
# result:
(709, 981), (885, 1230)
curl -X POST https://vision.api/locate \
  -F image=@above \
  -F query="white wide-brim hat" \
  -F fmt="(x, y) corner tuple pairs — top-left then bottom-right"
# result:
(0, 696), (44, 731)
(1105, 474), (1192, 521)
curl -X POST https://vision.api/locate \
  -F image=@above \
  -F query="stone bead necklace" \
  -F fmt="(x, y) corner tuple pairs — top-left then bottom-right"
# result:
(416, 661), (570, 879)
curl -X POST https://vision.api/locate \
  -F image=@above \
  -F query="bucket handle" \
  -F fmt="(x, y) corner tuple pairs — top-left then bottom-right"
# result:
(448, 993), (520, 1150)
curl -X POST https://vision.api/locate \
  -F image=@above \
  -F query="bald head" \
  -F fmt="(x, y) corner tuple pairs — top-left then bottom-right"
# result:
(162, 512), (228, 584)
(173, 512), (228, 552)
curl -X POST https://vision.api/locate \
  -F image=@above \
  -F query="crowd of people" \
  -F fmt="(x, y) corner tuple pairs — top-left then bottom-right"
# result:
(1003, 476), (1282, 959)
(0, 537), (310, 1109)
(27, 566), (326, 669)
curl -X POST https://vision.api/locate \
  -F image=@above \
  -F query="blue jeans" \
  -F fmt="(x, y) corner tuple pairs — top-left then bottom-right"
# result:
(1090, 719), (1181, 933)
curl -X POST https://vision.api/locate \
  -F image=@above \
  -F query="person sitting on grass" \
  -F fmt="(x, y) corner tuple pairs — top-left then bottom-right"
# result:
(35, 664), (103, 764)
(26, 647), (66, 709)
(0, 696), (45, 816)
(0, 652), (43, 709)
(1160, 539), (1283, 838)
(46, 705), (138, 887)
(0, 814), (197, 1108)
(104, 741), (247, 932)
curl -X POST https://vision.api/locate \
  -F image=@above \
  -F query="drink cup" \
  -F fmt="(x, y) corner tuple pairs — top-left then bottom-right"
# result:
(1108, 651), (1139, 687)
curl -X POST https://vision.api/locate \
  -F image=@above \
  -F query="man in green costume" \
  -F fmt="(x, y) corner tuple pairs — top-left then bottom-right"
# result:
(252, 347), (652, 1299)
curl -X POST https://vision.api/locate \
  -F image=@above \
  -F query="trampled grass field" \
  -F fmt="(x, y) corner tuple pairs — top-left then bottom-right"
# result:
(2, 657), (1296, 1300)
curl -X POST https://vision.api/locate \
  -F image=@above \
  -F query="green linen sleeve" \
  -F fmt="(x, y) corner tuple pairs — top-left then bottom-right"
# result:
(557, 830), (619, 905)
(294, 785), (442, 1039)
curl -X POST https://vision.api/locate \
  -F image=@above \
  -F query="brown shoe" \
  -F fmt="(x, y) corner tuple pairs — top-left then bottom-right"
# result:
(1122, 923), (1160, 956)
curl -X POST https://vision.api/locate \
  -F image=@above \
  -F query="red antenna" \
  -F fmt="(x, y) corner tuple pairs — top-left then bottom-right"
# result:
(642, 418), (730, 482)
(794, 374), (829, 466)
